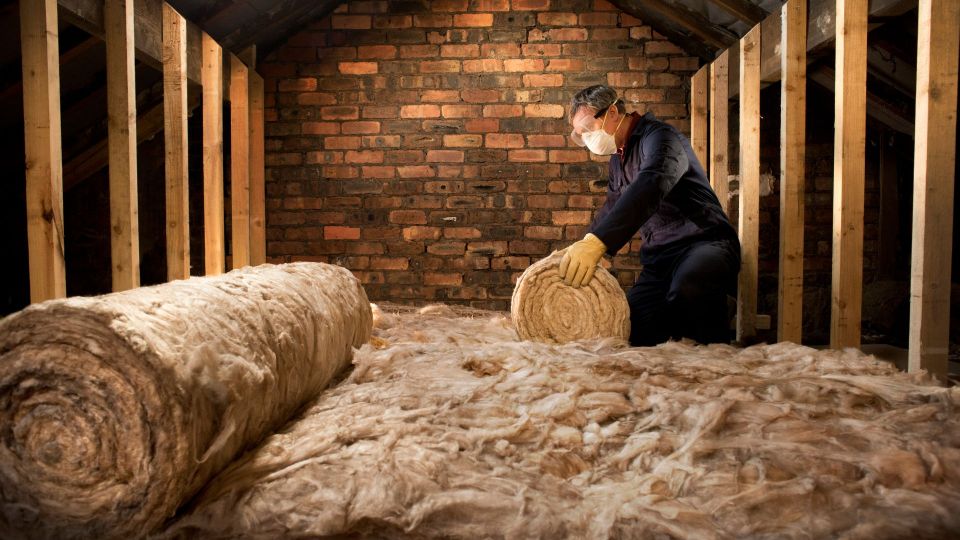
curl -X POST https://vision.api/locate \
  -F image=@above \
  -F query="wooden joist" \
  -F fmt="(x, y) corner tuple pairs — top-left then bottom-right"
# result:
(830, 0), (868, 349)
(777, 0), (807, 344)
(57, 0), (202, 84)
(230, 54), (251, 269)
(709, 0), (767, 26)
(690, 65), (709, 170)
(105, 0), (139, 292)
(710, 49), (730, 218)
(163, 3), (190, 281)
(249, 71), (267, 266)
(20, 0), (67, 303)
(203, 33), (225, 276)
(736, 24), (761, 343)
(908, 0), (959, 379)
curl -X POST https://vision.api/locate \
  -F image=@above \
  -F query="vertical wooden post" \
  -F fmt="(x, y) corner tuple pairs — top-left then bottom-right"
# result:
(163, 3), (189, 281)
(105, 0), (139, 291)
(230, 55), (250, 269)
(737, 24), (761, 342)
(909, 0), (959, 379)
(778, 0), (807, 343)
(20, 0), (66, 302)
(710, 49), (730, 217)
(249, 71), (267, 266)
(830, 0), (867, 349)
(202, 33), (224, 275)
(690, 65), (709, 169)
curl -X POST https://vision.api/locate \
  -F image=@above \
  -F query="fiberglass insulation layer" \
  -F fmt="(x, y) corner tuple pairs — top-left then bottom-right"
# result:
(0, 263), (372, 539)
(163, 304), (960, 539)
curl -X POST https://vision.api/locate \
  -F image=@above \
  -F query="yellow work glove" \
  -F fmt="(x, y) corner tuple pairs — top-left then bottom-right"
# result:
(559, 233), (607, 288)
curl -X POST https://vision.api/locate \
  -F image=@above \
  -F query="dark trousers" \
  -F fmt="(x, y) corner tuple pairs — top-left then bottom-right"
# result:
(628, 237), (740, 346)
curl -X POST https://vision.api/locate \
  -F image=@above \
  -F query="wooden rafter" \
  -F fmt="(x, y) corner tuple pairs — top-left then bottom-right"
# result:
(163, 3), (190, 281)
(737, 24), (761, 343)
(709, 0), (767, 26)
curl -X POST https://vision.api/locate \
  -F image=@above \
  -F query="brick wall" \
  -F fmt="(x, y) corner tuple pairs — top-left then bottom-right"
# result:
(259, 0), (697, 310)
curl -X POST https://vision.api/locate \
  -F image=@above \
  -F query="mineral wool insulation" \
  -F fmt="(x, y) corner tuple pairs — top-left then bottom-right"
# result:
(163, 304), (960, 538)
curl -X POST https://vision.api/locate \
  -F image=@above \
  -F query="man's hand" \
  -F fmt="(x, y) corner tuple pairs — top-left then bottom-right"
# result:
(559, 233), (607, 288)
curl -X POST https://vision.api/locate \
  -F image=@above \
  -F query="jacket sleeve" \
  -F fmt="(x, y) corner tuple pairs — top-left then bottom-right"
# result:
(587, 189), (617, 235)
(590, 126), (689, 256)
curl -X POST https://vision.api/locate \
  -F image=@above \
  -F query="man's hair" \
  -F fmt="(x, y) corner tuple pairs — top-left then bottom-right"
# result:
(568, 85), (625, 122)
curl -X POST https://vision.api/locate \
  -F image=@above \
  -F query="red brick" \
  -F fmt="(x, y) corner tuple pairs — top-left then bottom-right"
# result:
(442, 104), (482, 118)
(591, 28), (628, 41)
(645, 41), (685, 55)
(331, 15), (371, 29)
(546, 58), (584, 71)
(338, 61), (378, 74)
(525, 104), (565, 118)
(525, 226), (563, 240)
(426, 150), (465, 162)
(552, 210), (591, 225)
(424, 273), (463, 286)
(594, 0), (617, 9)
(427, 241), (466, 255)
(461, 89), (501, 103)
(399, 45), (439, 58)
(302, 122), (340, 135)
(400, 104), (441, 118)
(320, 106), (359, 120)
(342, 121), (381, 134)
(474, 0), (510, 10)
(323, 166), (359, 178)
(549, 149), (588, 162)
(485, 133), (525, 148)
(465, 118), (500, 132)
(629, 26), (652, 40)
(363, 135), (402, 147)
(444, 134), (483, 147)
(444, 227), (482, 239)
(324, 226), (361, 240)
(669, 57), (700, 71)
(650, 72), (682, 87)
(414, 14), (452, 27)
(362, 166), (395, 178)
(513, 0), (550, 9)
(579, 12), (618, 26)
(527, 194), (567, 208)
(567, 194), (599, 208)
(480, 43), (520, 57)
(441, 44), (480, 57)
(607, 72), (647, 87)
(362, 106), (399, 119)
(358, 45), (397, 59)
(373, 15), (412, 28)
(345, 150), (384, 163)
(279, 78), (317, 92)
(420, 60), (461, 73)
(491, 256), (530, 271)
(370, 257), (410, 270)
(547, 28), (588, 41)
(527, 134), (566, 147)
(537, 12), (577, 26)
(522, 43), (562, 56)
(483, 104), (523, 118)
(421, 90), (461, 102)
(508, 149), (547, 162)
(523, 73), (563, 87)
(467, 241), (508, 256)
(389, 210), (427, 224)
(325, 136), (361, 150)
(297, 92), (337, 105)
(432, 0), (469, 10)
(504, 58), (545, 72)
(453, 13), (493, 26)
(398, 165), (436, 178)
(463, 59), (503, 72)
(624, 88), (666, 103)
(402, 226), (441, 241)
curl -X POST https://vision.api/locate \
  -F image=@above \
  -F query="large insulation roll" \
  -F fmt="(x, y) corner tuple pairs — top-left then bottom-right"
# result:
(0, 262), (372, 539)
(512, 251), (630, 343)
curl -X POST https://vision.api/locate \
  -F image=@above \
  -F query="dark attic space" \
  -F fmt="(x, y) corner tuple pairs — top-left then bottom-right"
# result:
(2, 0), (960, 538)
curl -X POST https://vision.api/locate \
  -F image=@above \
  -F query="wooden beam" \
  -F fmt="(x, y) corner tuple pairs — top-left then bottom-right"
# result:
(203, 33), (225, 276)
(105, 0), (139, 292)
(710, 49), (730, 218)
(778, 0), (807, 344)
(57, 0), (202, 84)
(163, 3), (189, 281)
(808, 66), (915, 135)
(230, 54), (250, 269)
(239, 45), (257, 71)
(639, 0), (738, 50)
(908, 0), (959, 379)
(249, 71), (266, 266)
(737, 24), (761, 342)
(830, 0), (868, 349)
(709, 0), (767, 26)
(691, 65), (709, 170)
(20, 0), (67, 302)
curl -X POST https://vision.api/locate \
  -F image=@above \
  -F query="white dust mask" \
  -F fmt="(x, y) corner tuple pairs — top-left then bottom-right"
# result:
(581, 109), (625, 156)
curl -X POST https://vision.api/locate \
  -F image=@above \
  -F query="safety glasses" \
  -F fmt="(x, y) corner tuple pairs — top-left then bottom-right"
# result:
(570, 106), (609, 147)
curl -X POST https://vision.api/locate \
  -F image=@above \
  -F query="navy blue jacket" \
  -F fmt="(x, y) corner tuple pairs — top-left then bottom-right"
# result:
(589, 112), (738, 264)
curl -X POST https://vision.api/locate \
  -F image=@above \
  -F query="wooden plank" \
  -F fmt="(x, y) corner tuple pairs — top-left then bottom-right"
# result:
(105, 0), (139, 292)
(239, 45), (257, 71)
(631, 0), (737, 49)
(203, 33), (225, 276)
(690, 65), (709, 171)
(778, 0), (807, 344)
(20, 0), (67, 302)
(57, 0), (202, 84)
(830, 0), (868, 349)
(710, 49), (730, 217)
(249, 71), (267, 266)
(230, 54), (251, 269)
(908, 0), (959, 379)
(163, 3), (189, 281)
(736, 24), (761, 342)
(709, 0), (767, 25)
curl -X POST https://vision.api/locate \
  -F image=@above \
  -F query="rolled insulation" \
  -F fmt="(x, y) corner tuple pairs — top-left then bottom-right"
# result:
(0, 262), (372, 539)
(511, 251), (630, 343)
